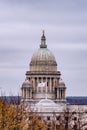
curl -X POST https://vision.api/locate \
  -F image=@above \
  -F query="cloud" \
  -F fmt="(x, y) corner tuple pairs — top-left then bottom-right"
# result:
(0, 0), (87, 96)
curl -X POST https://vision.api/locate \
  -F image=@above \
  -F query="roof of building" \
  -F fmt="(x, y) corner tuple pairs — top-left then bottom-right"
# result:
(36, 99), (57, 107)
(22, 79), (31, 88)
(30, 31), (57, 67)
(58, 79), (66, 88)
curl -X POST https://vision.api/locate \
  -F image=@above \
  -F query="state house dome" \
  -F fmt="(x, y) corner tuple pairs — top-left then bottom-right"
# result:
(22, 31), (66, 103)
(30, 31), (57, 72)
(30, 48), (57, 66)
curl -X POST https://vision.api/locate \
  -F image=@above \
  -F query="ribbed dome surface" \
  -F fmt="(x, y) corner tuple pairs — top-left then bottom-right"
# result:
(30, 48), (57, 66)
(29, 31), (57, 72)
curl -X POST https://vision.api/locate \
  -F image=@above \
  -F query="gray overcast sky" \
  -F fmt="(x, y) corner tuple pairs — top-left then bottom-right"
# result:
(0, 0), (87, 96)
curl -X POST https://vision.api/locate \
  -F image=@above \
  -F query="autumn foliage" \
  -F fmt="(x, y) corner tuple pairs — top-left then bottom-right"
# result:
(0, 97), (87, 130)
(0, 97), (47, 130)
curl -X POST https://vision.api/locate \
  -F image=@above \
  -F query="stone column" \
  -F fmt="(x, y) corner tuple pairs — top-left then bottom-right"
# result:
(24, 88), (26, 99)
(33, 78), (35, 91)
(51, 78), (53, 92)
(53, 78), (54, 91)
(57, 88), (59, 99)
(61, 89), (62, 99)
(23, 89), (24, 98)
(28, 88), (30, 98)
(32, 78), (35, 91)
(28, 88), (29, 99)
(46, 78), (48, 93)
(21, 88), (23, 98)
(60, 89), (62, 99)
(53, 78), (56, 92)
(41, 77), (43, 93)
(26, 88), (28, 99)
(48, 78), (50, 92)
(50, 77), (52, 92)
(62, 89), (64, 99)
(43, 77), (45, 92)
(30, 88), (32, 98)
(59, 88), (61, 99)
(37, 77), (39, 92)
(25, 88), (27, 99)
(27, 88), (29, 99)
(63, 89), (66, 99)
(35, 78), (37, 92)
(28, 88), (30, 99)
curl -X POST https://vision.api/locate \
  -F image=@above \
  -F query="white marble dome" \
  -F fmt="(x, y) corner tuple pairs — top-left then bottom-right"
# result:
(30, 48), (57, 66)
(30, 32), (57, 72)
(35, 99), (66, 113)
(37, 99), (57, 106)
(22, 79), (31, 88)
(59, 79), (66, 87)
